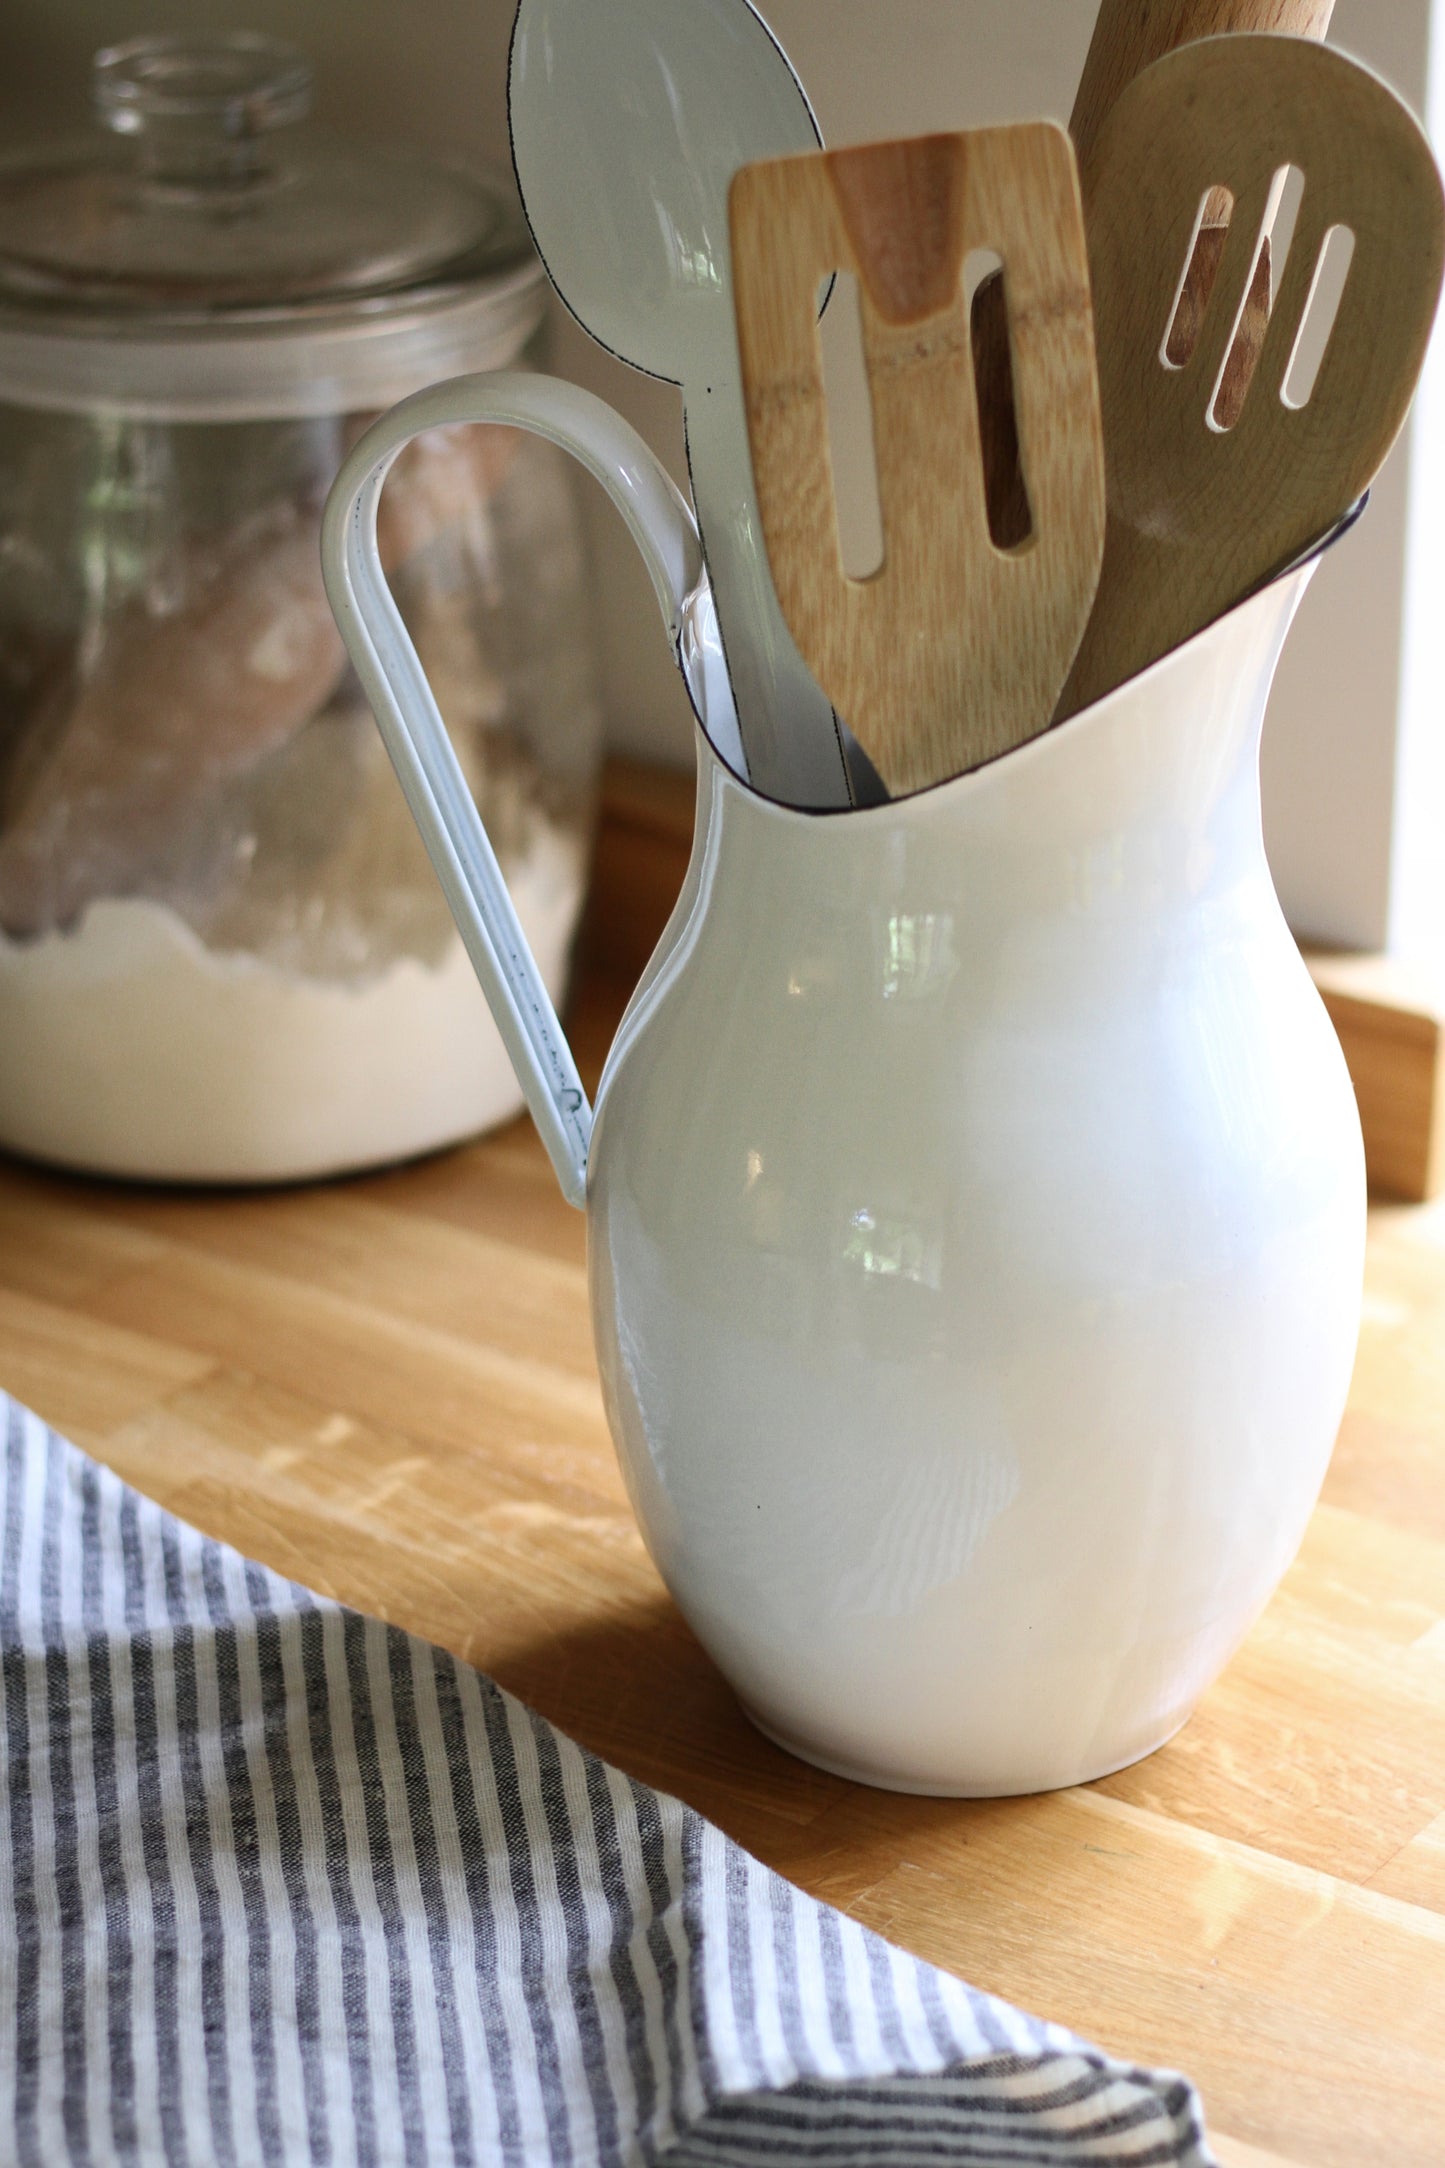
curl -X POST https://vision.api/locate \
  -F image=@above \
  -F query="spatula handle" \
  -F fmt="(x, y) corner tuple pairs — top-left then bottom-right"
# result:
(1071, 0), (1336, 170)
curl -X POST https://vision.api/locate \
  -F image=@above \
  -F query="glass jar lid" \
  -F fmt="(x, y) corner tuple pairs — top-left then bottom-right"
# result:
(0, 33), (546, 418)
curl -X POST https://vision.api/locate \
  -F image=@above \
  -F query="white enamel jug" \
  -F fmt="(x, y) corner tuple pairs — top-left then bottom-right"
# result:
(323, 373), (1365, 1796)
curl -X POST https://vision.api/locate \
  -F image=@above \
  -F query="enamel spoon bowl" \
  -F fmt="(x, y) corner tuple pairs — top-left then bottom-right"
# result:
(508, 0), (855, 808)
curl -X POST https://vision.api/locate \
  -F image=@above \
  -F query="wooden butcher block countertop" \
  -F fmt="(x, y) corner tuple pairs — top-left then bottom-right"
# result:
(0, 767), (1442, 2168)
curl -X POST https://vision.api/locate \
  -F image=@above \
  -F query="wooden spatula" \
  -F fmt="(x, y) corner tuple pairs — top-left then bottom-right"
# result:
(975, 0), (1337, 550)
(1058, 34), (1445, 720)
(729, 126), (1105, 798)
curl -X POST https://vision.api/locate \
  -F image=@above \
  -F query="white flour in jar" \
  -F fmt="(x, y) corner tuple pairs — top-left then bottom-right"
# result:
(0, 822), (585, 1184)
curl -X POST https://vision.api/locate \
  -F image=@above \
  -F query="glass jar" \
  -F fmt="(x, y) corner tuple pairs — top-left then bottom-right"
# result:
(0, 33), (603, 1182)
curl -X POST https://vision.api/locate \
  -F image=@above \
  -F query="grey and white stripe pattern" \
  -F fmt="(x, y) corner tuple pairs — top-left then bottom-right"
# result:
(0, 1392), (1217, 2166)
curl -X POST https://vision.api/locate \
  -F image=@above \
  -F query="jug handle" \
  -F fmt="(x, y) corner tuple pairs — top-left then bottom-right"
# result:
(321, 371), (705, 1210)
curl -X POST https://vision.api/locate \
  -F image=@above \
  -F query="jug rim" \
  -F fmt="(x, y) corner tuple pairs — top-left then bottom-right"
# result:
(683, 498), (1366, 822)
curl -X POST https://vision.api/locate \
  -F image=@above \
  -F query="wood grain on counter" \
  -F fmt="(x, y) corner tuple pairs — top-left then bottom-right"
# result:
(1, 830), (1443, 2167)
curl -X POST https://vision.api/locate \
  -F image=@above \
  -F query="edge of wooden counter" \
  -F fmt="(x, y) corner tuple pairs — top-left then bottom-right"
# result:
(1305, 948), (1445, 1203)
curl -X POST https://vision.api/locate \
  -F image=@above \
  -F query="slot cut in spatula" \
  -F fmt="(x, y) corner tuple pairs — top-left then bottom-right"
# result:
(730, 126), (1105, 799)
(1059, 33), (1445, 720)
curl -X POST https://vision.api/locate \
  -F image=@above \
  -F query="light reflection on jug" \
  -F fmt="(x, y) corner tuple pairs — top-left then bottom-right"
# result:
(841, 1206), (943, 1291)
(878, 911), (958, 1001)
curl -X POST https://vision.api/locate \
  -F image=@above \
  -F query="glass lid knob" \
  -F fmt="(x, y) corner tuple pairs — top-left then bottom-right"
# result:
(93, 33), (313, 190)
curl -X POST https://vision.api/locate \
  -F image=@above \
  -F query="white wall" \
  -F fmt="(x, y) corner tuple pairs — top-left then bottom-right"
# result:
(1260, 0), (1435, 954)
(1390, 4), (1445, 967)
(0, 0), (1440, 952)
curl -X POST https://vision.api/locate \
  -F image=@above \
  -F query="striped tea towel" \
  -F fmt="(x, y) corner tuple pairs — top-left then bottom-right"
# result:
(0, 1390), (1217, 2167)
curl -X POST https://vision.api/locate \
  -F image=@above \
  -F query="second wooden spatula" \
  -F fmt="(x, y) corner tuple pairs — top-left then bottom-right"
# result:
(974, 2), (1338, 550)
(730, 126), (1105, 799)
(1059, 34), (1445, 719)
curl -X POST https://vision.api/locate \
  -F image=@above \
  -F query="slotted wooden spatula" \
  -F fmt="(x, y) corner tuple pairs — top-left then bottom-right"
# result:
(974, 0), (1337, 550)
(730, 126), (1105, 798)
(1058, 33), (1445, 719)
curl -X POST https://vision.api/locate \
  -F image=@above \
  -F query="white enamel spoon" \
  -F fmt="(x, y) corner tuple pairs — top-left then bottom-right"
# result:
(508, 0), (859, 808)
